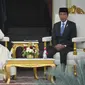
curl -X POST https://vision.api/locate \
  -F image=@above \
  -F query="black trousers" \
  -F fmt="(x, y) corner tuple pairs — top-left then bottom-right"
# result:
(47, 46), (73, 65)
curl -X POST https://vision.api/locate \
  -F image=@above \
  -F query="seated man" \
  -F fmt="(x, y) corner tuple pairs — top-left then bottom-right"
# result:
(0, 30), (16, 80)
(47, 7), (77, 71)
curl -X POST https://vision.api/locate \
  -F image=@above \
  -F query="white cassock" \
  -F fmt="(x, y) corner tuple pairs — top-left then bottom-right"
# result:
(0, 29), (4, 39)
(0, 29), (16, 80)
(0, 44), (16, 79)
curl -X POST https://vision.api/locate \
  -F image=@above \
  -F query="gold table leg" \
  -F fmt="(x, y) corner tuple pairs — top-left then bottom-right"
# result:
(47, 66), (55, 83)
(6, 66), (11, 84)
(3, 66), (7, 82)
(44, 67), (46, 79)
(33, 67), (38, 79)
(7, 78), (10, 84)
(48, 75), (55, 84)
(50, 76), (55, 84)
(50, 66), (55, 83)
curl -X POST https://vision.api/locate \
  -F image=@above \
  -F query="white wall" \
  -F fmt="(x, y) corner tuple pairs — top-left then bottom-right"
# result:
(52, 0), (66, 24)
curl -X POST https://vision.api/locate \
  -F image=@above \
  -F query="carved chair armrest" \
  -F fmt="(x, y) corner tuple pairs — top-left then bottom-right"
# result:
(0, 37), (10, 47)
(42, 36), (52, 47)
(72, 37), (85, 55)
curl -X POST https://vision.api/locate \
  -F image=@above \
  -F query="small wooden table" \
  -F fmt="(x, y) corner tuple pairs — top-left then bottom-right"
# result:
(5, 58), (55, 84)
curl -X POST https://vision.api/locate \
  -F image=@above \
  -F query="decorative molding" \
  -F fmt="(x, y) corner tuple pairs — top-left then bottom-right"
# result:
(66, 0), (85, 14)
(68, 5), (85, 14)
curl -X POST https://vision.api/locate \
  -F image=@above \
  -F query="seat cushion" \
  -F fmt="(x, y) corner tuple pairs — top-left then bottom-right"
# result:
(67, 49), (85, 60)
(54, 60), (76, 65)
(53, 49), (85, 65)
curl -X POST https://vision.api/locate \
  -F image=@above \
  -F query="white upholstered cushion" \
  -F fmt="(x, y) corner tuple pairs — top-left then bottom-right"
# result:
(0, 29), (9, 41)
(0, 44), (16, 80)
(0, 44), (10, 67)
(0, 37), (10, 41)
(54, 49), (85, 65)
(72, 37), (85, 42)
(54, 60), (76, 65)
(0, 29), (4, 40)
(42, 36), (52, 42)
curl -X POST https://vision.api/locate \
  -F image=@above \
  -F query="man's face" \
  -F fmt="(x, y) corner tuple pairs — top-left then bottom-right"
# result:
(59, 12), (68, 22)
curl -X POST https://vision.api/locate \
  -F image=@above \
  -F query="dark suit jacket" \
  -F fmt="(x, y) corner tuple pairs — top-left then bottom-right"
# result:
(52, 20), (77, 47)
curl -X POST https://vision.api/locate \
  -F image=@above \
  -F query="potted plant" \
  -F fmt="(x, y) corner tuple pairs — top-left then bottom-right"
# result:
(36, 59), (85, 85)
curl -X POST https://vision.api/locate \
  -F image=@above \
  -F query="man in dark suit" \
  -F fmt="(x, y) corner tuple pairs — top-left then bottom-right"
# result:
(47, 7), (77, 68)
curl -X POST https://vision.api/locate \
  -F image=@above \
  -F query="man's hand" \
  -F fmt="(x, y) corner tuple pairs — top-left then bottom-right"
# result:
(55, 44), (65, 51)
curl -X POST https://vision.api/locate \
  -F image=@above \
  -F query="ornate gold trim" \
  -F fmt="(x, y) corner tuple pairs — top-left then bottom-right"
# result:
(73, 42), (77, 55)
(68, 5), (85, 14)
(5, 41), (8, 47)
(66, 0), (85, 14)
(74, 65), (77, 76)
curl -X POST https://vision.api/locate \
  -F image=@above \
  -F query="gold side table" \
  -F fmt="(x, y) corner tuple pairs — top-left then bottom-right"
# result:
(10, 41), (39, 81)
(5, 58), (55, 84)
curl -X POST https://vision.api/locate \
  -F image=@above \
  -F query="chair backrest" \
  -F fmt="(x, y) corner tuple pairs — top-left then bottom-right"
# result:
(54, 14), (85, 37)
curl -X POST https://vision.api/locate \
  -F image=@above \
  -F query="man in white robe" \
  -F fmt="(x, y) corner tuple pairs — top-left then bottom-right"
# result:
(0, 29), (4, 40)
(0, 29), (16, 80)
